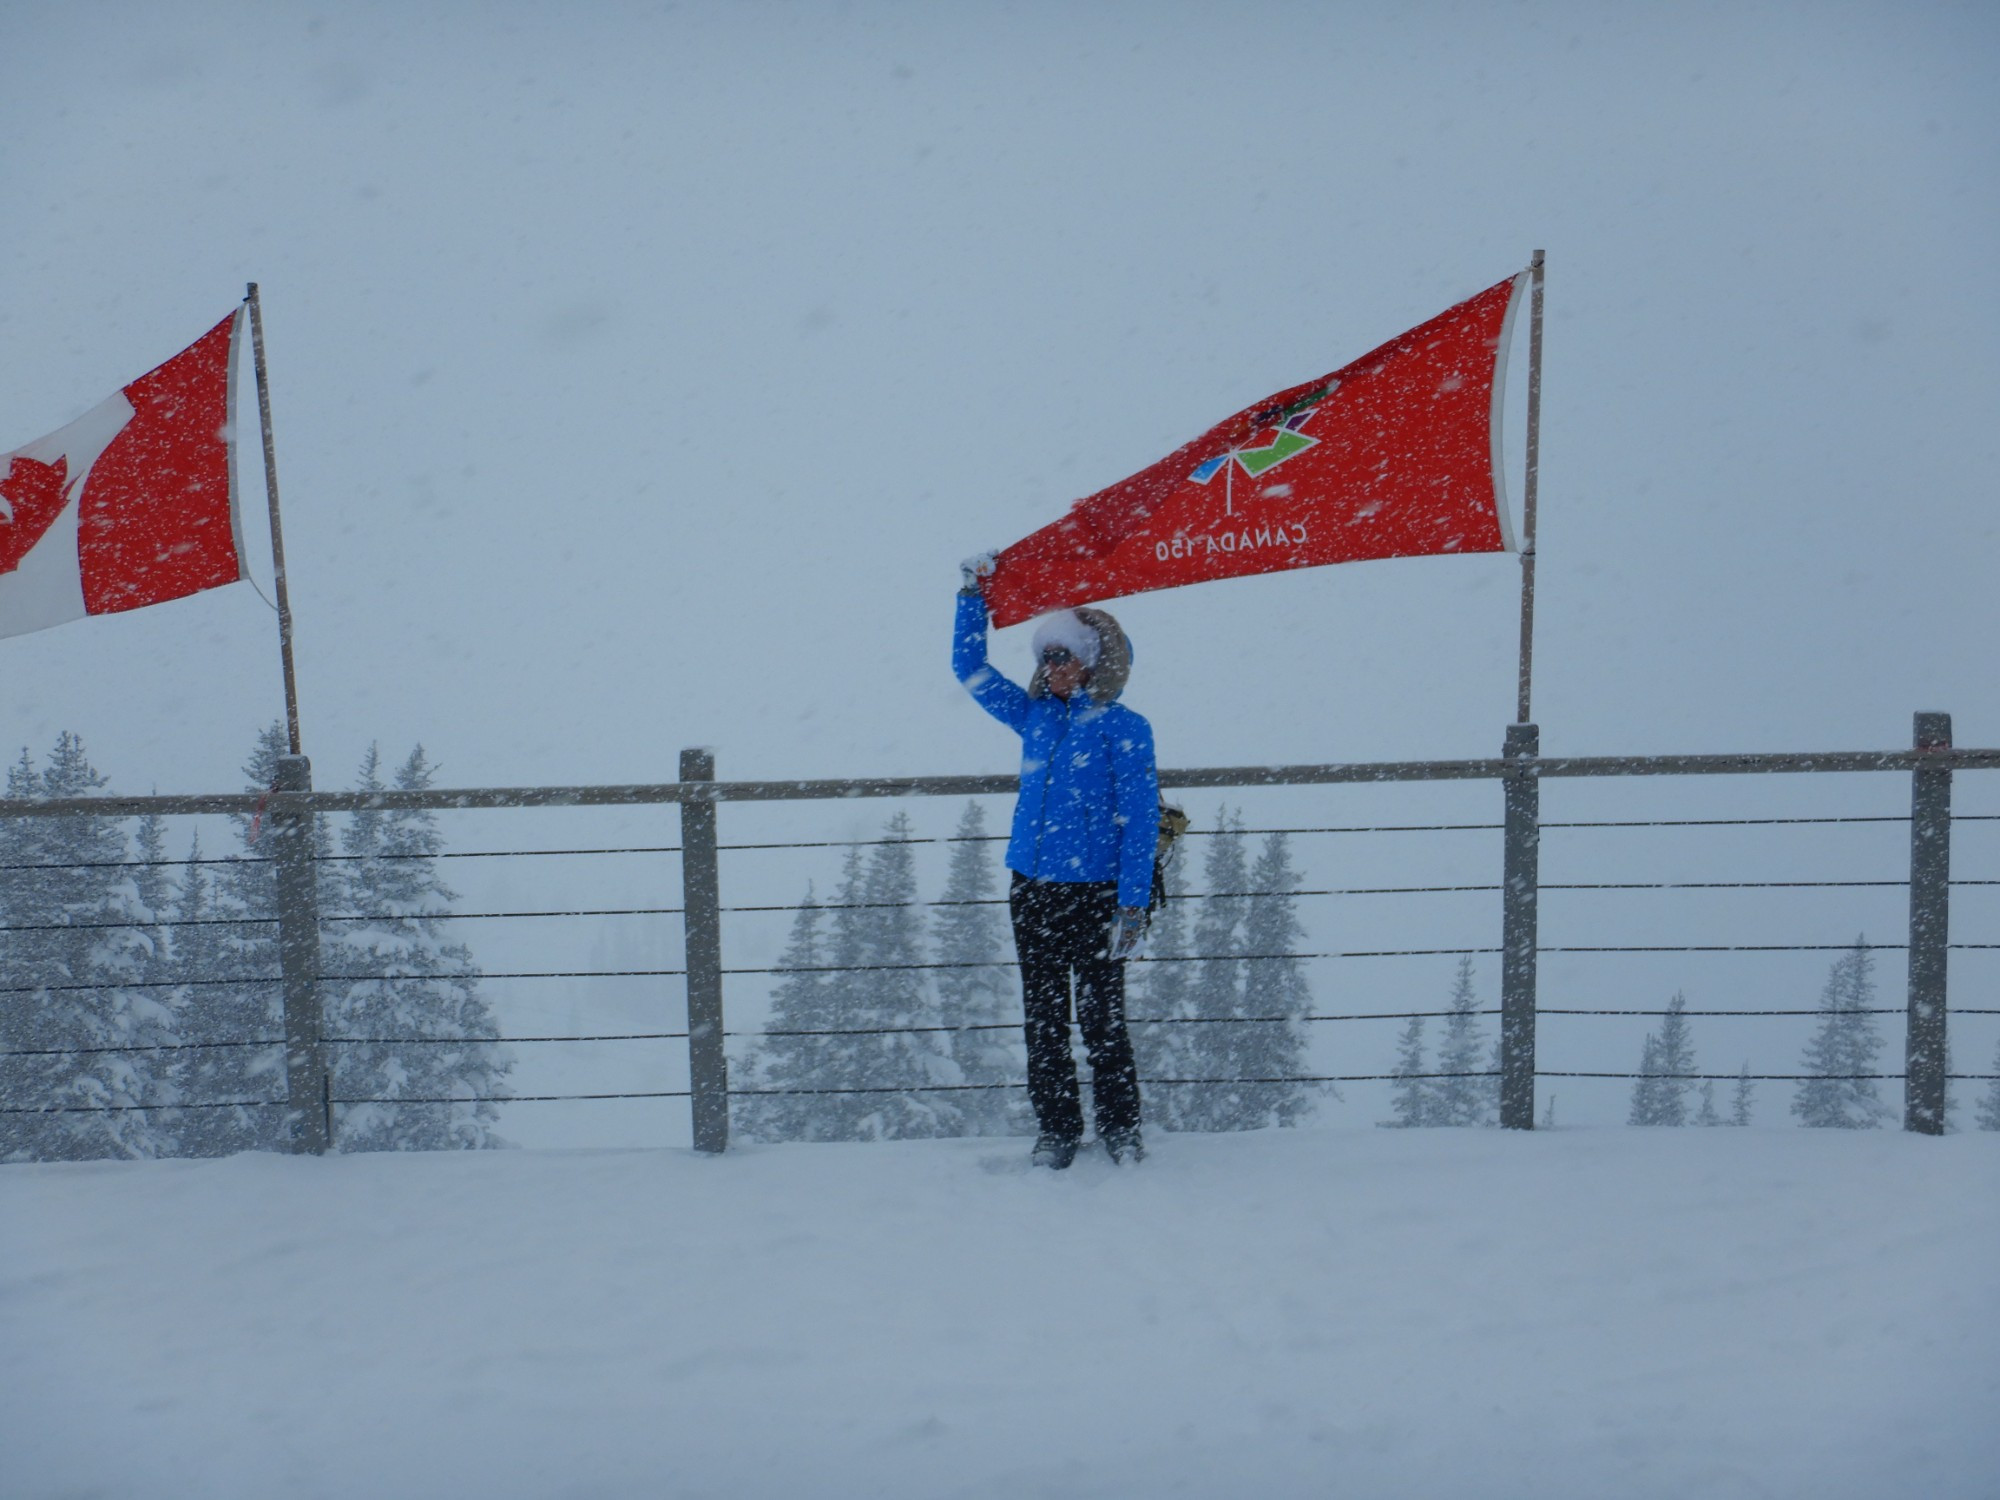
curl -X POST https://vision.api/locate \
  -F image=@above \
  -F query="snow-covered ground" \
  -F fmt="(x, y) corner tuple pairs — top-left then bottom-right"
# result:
(4, 1127), (1996, 1500)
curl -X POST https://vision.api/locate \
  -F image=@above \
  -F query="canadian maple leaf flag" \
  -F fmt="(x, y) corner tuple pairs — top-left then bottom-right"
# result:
(0, 311), (246, 640)
(983, 271), (1530, 627)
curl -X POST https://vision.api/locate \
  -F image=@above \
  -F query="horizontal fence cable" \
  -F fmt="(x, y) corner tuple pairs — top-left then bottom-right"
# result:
(321, 906), (684, 923)
(723, 949), (1499, 975)
(0, 854), (272, 872)
(730, 1008), (1505, 1040)
(0, 1098), (284, 1114)
(0, 843), (687, 874)
(1542, 815), (1914, 829)
(721, 876), (1972, 916)
(1538, 1007), (1902, 1017)
(0, 1038), (284, 1057)
(0, 1034), (695, 1057)
(0, 976), (280, 995)
(0, 912), (688, 936)
(322, 968), (685, 982)
(735, 1071), (1498, 1097)
(721, 834), (1011, 851)
(1538, 1071), (1907, 1082)
(0, 966), (691, 995)
(333, 1091), (690, 1104)
(723, 938), (2000, 975)
(321, 845), (683, 862)
(324, 1032), (690, 1044)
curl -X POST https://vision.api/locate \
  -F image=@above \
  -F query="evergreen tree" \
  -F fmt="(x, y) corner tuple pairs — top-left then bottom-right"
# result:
(1696, 1077), (1722, 1126)
(131, 812), (176, 990)
(734, 887), (833, 1142)
(1233, 831), (1317, 1127)
(1628, 994), (1696, 1126)
(1792, 939), (1889, 1129)
(741, 817), (961, 1141)
(321, 745), (510, 1151)
(1432, 957), (1490, 1126)
(1129, 851), (1192, 1111)
(1157, 810), (1254, 1131)
(1385, 1013), (1435, 1127)
(1627, 1033), (1666, 1126)
(1976, 1038), (2000, 1132)
(1731, 1063), (1755, 1126)
(0, 735), (175, 1161)
(929, 802), (1026, 1136)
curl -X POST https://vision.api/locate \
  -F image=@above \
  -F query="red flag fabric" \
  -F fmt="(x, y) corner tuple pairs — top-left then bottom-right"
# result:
(984, 271), (1529, 627)
(0, 311), (246, 640)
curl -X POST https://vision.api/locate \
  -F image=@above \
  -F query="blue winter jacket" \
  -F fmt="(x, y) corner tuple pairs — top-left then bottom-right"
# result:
(953, 589), (1160, 910)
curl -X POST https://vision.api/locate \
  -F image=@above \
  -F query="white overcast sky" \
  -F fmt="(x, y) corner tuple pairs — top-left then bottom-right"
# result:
(3, 0), (1997, 1131)
(2, 0), (1995, 792)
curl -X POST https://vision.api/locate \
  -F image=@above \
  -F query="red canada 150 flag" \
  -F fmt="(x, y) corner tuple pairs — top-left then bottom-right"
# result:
(0, 311), (246, 640)
(984, 271), (1530, 628)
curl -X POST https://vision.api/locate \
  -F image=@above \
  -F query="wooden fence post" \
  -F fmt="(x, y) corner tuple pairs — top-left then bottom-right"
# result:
(1500, 723), (1540, 1130)
(1905, 712), (1951, 1135)
(272, 754), (329, 1154)
(679, 748), (729, 1153)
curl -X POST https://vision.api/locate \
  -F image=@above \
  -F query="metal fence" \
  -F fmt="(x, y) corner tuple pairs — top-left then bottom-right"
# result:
(2, 717), (1996, 1153)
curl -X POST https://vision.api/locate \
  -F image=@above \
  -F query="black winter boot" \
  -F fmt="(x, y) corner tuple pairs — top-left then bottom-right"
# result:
(1031, 1133), (1079, 1170)
(1102, 1126), (1145, 1165)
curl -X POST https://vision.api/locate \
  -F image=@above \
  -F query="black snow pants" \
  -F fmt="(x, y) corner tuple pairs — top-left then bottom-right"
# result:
(1008, 871), (1142, 1142)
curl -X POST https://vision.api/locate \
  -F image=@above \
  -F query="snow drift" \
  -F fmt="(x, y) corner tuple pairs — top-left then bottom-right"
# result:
(3, 1127), (1995, 1499)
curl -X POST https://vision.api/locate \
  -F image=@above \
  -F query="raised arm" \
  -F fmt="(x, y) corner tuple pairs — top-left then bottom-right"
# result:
(953, 584), (1031, 731)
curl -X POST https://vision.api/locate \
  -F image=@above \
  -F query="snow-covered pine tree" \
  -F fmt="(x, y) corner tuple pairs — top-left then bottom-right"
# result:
(0, 735), (174, 1161)
(734, 887), (833, 1142)
(1655, 993), (1696, 1125)
(1432, 956), (1490, 1126)
(1627, 1033), (1666, 1126)
(1160, 809), (1253, 1131)
(1696, 1077), (1722, 1125)
(742, 818), (961, 1141)
(929, 802), (1026, 1136)
(1234, 831), (1317, 1127)
(131, 813), (175, 990)
(1977, 1039), (2000, 1131)
(1385, 1013), (1435, 1127)
(1731, 1063), (1755, 1126)
(1628, 993), (1696, 1127)
(322, 745), (510, 1151)
(1792, 938), (1889, 1129)
(180, 723), (298, 1156)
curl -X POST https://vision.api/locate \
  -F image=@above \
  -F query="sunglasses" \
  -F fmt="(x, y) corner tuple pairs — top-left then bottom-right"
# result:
(1040, 647), (1077, 667)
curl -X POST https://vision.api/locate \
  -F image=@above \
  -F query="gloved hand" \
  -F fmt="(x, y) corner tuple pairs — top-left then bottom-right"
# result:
(1107, 905), (1150, 961)
(959, 550), (999, 595)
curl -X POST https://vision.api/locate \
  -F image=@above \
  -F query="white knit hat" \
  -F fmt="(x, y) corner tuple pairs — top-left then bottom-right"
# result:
(1030, 610), (1102, 667)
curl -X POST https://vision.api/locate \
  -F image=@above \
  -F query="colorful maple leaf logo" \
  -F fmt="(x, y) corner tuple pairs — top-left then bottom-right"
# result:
(1188, 382), (1335, 495)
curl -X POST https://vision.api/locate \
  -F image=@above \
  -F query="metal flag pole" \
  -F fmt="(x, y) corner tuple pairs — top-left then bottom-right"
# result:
(1514, 249), (1545, 725)
(245, 283), (305, 756)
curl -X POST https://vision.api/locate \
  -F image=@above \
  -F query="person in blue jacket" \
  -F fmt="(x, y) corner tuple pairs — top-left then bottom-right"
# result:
(954, 555), (1159, 1168)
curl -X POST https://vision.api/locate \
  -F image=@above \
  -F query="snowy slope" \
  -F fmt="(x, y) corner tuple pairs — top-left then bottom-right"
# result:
(3, 1128), (1996, 1500)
